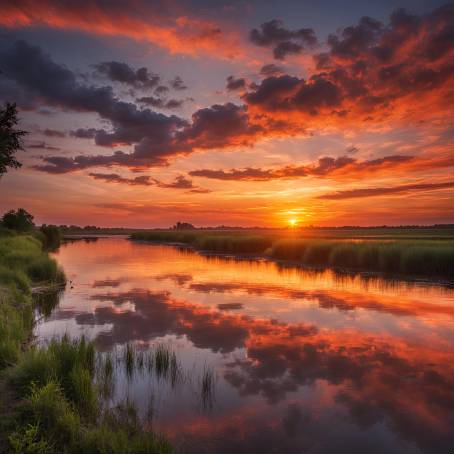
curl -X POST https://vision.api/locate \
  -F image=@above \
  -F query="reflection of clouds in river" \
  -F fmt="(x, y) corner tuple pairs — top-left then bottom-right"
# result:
(68, 289), (454, 453)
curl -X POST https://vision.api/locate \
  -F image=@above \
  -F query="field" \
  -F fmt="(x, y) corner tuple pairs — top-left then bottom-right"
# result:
(131, 228), (454, 279)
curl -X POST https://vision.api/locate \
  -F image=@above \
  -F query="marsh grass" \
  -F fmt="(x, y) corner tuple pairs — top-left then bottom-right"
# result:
(131, 231), (454, 278)
(112, 343), (183, 387)
(269, 239), (454, 278)
(131, 231), (273, 255)
(154, 344), (171, 378)
(199, 366), (216, 410)
(124, 343), (135, 378)
(0, 234), (65, 371)
(7, 337), (174, 453)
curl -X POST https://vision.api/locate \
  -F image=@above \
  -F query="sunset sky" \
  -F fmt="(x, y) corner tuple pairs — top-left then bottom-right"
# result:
(0, 0), (452, 227)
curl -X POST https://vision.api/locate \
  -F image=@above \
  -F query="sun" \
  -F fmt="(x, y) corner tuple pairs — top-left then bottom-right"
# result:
(288, 218), (297, 227)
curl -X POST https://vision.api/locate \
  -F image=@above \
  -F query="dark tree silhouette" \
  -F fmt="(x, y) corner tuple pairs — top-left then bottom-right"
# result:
(1, 208), (35, 231)
(0, 103), (27, 177)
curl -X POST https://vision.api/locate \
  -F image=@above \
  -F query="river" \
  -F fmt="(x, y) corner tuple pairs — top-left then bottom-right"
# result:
(34, 237), (454, 453)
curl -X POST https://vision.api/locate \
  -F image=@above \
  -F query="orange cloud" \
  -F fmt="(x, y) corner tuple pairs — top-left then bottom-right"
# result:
(0, 0), (243, 59)
(244, 6), (454, 130)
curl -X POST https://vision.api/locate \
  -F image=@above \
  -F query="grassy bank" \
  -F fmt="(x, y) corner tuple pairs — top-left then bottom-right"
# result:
(0, 234), (64, 368)
(0, 232), (172, 453)
(131, 231), (454, 279)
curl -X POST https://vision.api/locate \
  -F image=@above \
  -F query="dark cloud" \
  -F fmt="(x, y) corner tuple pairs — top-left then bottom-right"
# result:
(326, 16), (383, 60)
(70, 128), (100, 139)
(245, 6), (454, 123)
(217, 303), (244, 311)
(88, 172), (154, 186)
(154, 175), (194, 189)
(226, 75), (246, 91)
(136, 96), (184, 109)
(319, 181), (454, 200)
(33, 151), (136, 174)
(87, 172), (210, 192)
(0, 41), (259, 173)
(245, 74), (342, 113)
(189, 154), (413, 181)
(27, 141), (60, 151)
(93, 61), (160, 89)
(0, 40), (189, 166)
(42, 128), (65, 138)
(250, 19), (317, 60)
(260, 63), (284, 77)
(0, 43), (261, 174)
(169, 75), (187, 90)
(154, 85), (169, 94)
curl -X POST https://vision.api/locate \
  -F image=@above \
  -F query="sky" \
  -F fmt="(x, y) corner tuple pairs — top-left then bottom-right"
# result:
(0, 0), (452, 228)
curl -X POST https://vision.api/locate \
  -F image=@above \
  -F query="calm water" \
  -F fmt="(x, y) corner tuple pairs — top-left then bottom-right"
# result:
(35, 237), (454, 454)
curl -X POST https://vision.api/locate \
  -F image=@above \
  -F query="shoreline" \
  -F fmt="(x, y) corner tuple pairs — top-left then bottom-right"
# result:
(130, 237), (454, 286)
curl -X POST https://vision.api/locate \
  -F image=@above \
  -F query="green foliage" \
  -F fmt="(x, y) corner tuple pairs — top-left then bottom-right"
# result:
(1, 208), (35, 232)
(0, 103), (27, 177)
(8, 422), (54, 454)
(7, 337), (174, 454)
(0, 233), (65, 373)
(39, 225), (62, 250)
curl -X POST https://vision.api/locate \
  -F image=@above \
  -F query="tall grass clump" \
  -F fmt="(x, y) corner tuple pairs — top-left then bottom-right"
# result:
(0, 234), (65, 372)
(268, 239), (309, 261)
(131, 230), (199, 245)
(268, 238), (454, 278)
(200, 367), (216, 410)
(7, 337), (174, 453)
(132, 231), (273, 255)
(194, 235), (272, 254)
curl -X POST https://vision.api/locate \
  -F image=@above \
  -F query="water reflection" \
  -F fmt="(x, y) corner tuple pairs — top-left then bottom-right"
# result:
(34, 238), (454, 453)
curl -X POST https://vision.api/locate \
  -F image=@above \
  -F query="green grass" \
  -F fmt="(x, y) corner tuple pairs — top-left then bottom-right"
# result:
(131, 230), (454, 279)
(6, 337), (174, 453)
(269, 239), (454, 278)
(0, 234), (65, 370)
(0, 231), (173, 453)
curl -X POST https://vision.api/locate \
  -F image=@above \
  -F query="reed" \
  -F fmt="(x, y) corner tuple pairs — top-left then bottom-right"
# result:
(7, 338), (174, 453)
(124, 343), (135, 378)
(200, 367), (216, 410)
(132, 230), (454, 278)
(269, 239), (454, 278)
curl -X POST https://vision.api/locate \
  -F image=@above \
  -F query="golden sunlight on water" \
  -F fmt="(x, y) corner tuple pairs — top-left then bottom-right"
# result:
(34, 237), (454, 454)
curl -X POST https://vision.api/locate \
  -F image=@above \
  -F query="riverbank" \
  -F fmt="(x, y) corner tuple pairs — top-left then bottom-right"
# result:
(0, 232), (173, 453)
(130, 231), (454, 280)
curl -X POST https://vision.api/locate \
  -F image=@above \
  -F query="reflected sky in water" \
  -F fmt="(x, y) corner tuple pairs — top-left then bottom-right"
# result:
(35, 238), (454, 454)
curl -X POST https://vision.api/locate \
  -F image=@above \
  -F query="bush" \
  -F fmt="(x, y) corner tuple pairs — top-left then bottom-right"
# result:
(1, 208), (35, 232)
(40, 225), (62, 250)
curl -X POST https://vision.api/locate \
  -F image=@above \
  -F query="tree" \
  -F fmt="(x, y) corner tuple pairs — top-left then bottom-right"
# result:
(173, 222), (195, 230)
(0, 103), (27, 177)
(1, 208), (35, 232)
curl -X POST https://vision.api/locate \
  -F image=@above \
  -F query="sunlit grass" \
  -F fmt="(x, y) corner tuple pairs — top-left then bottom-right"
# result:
(131, 231), (454, 278)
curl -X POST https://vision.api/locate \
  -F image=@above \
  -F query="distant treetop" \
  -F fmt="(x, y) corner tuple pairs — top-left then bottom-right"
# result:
(173, 222), (196, 230)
